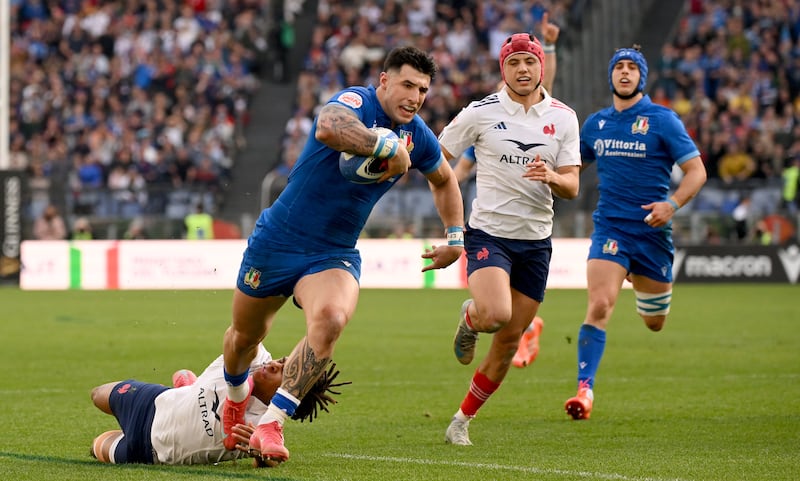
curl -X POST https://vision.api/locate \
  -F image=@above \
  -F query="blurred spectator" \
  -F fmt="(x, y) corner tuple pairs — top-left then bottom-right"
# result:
(184, 203), (214, 240)
(285, 108), (313, 143)
(28, 162), (52, 220)
(718, 139), (756, 184)
(782, 156), (800, 216)
(33, 205), (67, 240)
(731, 196), (751, 242)
(72, 217), (94, 240)
(123, 217), (149, 240)
(754, 219), (773, 245)
(387, 223), (416, 239)
(8, 134), (29, 170)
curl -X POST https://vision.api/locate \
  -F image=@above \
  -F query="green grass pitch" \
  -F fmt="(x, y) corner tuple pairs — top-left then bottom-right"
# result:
(0, 285), (797, 481)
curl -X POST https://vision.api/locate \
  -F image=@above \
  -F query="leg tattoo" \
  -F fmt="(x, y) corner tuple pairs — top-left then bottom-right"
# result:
(283, 337), (330, 399)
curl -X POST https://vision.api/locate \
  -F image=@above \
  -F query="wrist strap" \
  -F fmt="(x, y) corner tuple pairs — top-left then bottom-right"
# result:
(542, 44), (555, 54)
(446, 226), (465, 247)
(373, 135), (399, 159)
(667, 198), (680, 212)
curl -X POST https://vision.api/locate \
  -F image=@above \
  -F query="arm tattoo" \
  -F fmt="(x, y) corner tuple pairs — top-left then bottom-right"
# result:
(317, 104), (376, 154)
(282, 337), (331, 399)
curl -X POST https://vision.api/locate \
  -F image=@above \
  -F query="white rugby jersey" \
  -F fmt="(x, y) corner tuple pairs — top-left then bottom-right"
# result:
(150, 345), (272, 465)
(439, 88), (581, 240)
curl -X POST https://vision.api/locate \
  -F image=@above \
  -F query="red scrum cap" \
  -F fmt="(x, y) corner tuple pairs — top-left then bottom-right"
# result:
(499, 33), (545, 82)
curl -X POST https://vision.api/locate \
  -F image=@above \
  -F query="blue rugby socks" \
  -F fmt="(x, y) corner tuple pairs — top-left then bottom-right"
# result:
(576, 324), (606, 389)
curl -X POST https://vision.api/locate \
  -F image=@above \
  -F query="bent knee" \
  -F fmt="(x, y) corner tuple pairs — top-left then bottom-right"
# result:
(91, 386), (104, 407)
(308, 305), (350, 344)
(475, 306), (512, 333)
(91, 383), (115, 413)
(225, 325), (264, 352)
(642, 315), (666, 332)
(587, 297), (616, 321)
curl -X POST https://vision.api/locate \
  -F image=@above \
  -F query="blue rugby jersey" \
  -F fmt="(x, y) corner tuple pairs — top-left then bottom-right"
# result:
(580, 95), (699, 224)
(256, 85), (442, 250)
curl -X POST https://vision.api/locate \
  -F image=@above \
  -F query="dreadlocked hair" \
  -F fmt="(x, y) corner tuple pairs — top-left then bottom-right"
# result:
(291, 361), (351, 423)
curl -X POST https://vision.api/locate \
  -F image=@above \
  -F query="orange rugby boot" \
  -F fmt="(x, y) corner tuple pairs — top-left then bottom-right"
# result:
(565, 380), (594, 420)
(512, 316), (544, 368)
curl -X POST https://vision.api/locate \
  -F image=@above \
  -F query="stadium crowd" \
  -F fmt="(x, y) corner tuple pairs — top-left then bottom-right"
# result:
(6, 0), (800, 244)
(9, 0), (288, 237)
(651, 0), (800, 244)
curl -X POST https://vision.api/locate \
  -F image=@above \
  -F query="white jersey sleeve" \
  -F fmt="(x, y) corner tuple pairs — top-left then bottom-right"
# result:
(150, 345), (272, 465)
(438, 100), (483, 159)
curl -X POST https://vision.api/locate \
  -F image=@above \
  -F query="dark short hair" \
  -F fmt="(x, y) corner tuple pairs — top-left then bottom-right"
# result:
(383, 46), (437, 80)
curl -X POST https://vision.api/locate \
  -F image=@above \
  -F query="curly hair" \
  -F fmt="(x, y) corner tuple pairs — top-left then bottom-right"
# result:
(291, 361), (351, 423)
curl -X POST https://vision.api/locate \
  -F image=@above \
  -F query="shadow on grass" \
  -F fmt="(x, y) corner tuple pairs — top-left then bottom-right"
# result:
(0, 451), (294, 480)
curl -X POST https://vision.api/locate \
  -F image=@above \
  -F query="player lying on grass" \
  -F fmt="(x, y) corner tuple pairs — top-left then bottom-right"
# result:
(89, 344), (349, 465)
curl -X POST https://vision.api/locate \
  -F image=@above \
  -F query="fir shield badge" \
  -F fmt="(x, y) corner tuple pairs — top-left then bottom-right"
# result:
(602, 239), (619, 255)
(244, 267), (262, 289)
(631, 116), (649, 134)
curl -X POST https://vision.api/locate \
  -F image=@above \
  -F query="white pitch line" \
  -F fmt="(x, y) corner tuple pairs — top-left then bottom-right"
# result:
(325, 453), (692, 481)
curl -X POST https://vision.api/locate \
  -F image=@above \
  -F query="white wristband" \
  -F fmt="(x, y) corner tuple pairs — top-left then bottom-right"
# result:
(446, 226), (465, 247)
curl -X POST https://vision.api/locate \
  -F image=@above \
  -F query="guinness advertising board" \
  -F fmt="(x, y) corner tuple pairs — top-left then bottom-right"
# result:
(0, 170), (25, 284)
(674, 244), (800, 284)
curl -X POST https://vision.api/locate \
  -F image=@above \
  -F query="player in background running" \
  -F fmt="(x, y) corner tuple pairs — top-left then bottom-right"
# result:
(564, 45), (706, 420)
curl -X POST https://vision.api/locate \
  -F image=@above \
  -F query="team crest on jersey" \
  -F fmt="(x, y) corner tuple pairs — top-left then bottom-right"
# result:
(399, 130), (414, 153)
(543, 123), (556, 137)
(602, 239), (619, 255)
(337, 92), (363, 108)
(244, 267), (262, 289)
(631, 116), (649, 134)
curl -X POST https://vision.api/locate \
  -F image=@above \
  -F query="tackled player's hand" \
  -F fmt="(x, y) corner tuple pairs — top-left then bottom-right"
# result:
(232, 423), (256, 453)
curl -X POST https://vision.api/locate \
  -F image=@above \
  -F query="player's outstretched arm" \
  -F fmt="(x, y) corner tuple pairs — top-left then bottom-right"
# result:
(421, 159), (465, 271)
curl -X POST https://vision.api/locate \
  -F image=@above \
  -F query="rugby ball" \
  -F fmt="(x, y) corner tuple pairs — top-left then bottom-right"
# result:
(339, 127), (399, 184)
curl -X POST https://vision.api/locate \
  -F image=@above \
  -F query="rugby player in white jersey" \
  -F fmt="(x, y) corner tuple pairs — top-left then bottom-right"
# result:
(438, 32), (581, 446)
(89, 344), (347, 465)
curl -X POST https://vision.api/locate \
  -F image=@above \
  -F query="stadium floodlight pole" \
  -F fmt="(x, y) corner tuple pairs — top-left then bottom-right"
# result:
(0, 0), (9, 169)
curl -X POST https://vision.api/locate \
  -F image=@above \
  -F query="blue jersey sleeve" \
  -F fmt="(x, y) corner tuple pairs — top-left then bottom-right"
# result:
(462, 146), (476, 164)
(327, 86), (372, 124)
(661, 110), (700, 165)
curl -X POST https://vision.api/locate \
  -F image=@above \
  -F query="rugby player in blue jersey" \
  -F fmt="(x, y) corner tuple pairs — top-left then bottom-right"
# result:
(220, 46), (465, 466)
(564, 45), (707, 420)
